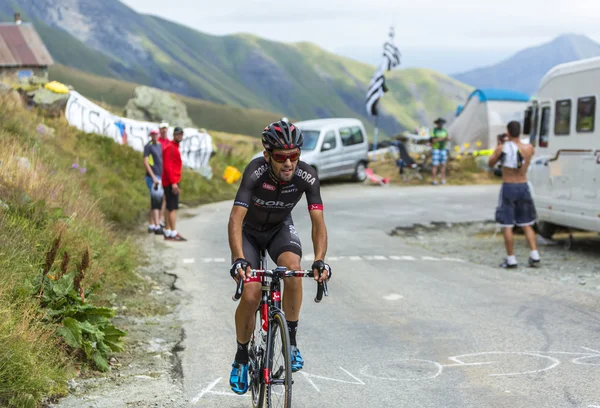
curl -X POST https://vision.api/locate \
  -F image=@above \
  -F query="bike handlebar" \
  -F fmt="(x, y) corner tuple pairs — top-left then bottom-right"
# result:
(232, 268), (329, 303)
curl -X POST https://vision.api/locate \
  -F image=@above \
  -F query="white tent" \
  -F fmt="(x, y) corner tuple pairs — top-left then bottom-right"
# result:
(448, 89), (530, 150)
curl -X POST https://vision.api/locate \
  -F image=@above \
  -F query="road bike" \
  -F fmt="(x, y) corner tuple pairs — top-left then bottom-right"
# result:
(232, 250), (329, 408)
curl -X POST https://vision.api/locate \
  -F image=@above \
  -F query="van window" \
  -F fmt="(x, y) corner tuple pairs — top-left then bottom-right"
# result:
(576, 96), (596, 133)
(340, 126), (365, 146)
(529, 107), (539, 147)
(554, 99), (571, 135)
(539, 106), (551, 148)
(322, 131), (337, 149)
(301, 130), (320, 151)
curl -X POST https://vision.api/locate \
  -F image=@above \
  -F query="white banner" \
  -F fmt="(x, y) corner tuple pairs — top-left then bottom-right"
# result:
(65, 91), (213, 177)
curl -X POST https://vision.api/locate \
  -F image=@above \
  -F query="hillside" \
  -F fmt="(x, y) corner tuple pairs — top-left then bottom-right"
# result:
(48, 64), (282, 137)
(453, 34), (600, 95)
(0, 90), (247, 404)
(3, 0), (472, 136)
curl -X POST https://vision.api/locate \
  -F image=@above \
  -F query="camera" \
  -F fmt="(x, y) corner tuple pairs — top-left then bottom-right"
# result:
(497, 133), (507, 144)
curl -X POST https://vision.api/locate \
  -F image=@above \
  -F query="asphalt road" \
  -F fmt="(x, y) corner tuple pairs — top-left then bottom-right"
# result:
(171, 184), (600, 408)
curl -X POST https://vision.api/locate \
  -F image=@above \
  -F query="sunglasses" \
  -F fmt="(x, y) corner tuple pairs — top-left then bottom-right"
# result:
(270, 151), (300, 163)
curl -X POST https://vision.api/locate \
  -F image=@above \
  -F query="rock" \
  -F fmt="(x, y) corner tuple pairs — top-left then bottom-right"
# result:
(124, 86), (194, 128)
(68, 378), (79, 391)
(27, 88), (69, 116)
(0, 82), (12, 93)
(18, 157), (31, 170)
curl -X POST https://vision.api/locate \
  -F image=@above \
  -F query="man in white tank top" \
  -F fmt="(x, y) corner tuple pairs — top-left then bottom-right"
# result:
(488, 121), (541, 269)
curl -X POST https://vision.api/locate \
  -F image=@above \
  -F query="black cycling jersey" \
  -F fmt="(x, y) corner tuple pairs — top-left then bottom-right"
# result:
(234, 157), (323, 231)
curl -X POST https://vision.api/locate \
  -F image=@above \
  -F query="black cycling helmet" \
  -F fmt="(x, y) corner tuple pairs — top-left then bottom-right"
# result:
(262, 120), (303, 151)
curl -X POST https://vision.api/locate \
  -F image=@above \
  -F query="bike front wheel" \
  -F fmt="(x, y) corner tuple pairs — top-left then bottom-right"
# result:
(251, 308), (266, 408)
(266, 311), (292, 408)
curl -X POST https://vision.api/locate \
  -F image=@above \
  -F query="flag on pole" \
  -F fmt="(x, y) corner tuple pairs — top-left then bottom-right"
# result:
(365, 28), (402, 116)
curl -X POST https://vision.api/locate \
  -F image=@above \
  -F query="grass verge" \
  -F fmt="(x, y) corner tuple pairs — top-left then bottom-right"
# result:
(0, 94), (241, 406)
(370, 153), (501, 186)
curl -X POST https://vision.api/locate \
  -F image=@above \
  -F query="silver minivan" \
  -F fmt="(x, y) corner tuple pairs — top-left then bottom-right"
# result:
(253, 118), (370, 182)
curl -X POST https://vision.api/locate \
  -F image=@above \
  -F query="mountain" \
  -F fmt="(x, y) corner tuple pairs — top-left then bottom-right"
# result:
(1, 0), (471, 137)
(453, 34), (600, 95)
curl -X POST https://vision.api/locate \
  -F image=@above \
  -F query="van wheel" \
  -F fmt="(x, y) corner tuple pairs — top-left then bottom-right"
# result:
(536, 221), (557, 240)
(353, 162), (367, 182)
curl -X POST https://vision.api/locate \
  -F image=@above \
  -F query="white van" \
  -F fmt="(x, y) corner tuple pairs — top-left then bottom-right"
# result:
(524, 57), (600, 238)
(253, 118), (370, 182)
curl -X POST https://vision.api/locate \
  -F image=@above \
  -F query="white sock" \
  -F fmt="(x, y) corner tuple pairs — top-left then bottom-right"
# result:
(170, 230), (177, 237)
(530, 250), (540, 261)
(164, 229), (172, 236)
(506, 255), (517, 265)
(149, 224), (155, 229)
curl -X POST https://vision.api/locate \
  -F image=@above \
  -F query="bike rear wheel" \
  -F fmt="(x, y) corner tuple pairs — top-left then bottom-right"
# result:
(266, 311), (292, 408)
(250, 309), (266, 408)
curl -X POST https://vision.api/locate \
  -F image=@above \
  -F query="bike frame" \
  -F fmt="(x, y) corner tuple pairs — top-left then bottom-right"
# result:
(232, 250), (329, 406)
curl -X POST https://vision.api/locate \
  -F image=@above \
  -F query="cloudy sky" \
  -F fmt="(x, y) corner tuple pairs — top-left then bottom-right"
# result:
(121, 0), (600, 73)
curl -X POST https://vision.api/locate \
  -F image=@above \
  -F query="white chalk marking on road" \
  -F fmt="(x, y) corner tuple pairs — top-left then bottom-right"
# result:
(570, 347), (600, 366)
(443, 362), (495, 368)
(202, 258), (213, 263)
(205, 390), (244, 398)
(302, 368), (365, 385)
(213, 258), (226, 263)
(449, 352), (560, 376)
(383, 294), (404, 301)
(183, 258), (195, 264)
(359, 360), (443, 382)
(328, 257), (340, 261)
(301, 372), (321, 392)
(349, 256), (362, 261)
(588, 405), (600, 407)
(339, 367), (365, 385)
(373, 255), (387, 260)
(191, 378), (222, 403)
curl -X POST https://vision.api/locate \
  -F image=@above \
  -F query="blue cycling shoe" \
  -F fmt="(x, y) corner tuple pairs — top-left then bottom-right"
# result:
(229, 362), (249, 394)
(291, 346), (304, 372)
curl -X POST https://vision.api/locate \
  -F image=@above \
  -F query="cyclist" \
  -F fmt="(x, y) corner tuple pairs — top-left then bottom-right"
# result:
(228, 120), (331, 395)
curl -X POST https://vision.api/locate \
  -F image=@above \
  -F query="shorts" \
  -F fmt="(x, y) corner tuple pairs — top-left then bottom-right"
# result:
(238, 217), (302, 283)
(432, 149), (448, 166)
(495, 183), (537, 227)
(164, 185), (179, 211)
(146, 176), (163, 210)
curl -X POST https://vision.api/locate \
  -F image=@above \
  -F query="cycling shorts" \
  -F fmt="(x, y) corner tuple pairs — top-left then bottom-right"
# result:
(237, 217), (302, 283)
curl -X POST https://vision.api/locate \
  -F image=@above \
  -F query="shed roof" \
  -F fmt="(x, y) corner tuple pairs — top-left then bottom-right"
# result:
(0, 22), (54, 67)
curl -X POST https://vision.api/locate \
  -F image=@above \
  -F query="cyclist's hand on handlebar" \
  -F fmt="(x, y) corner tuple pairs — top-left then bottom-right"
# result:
(230, 258), (251, 282)
(311, 260), (331, 283)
